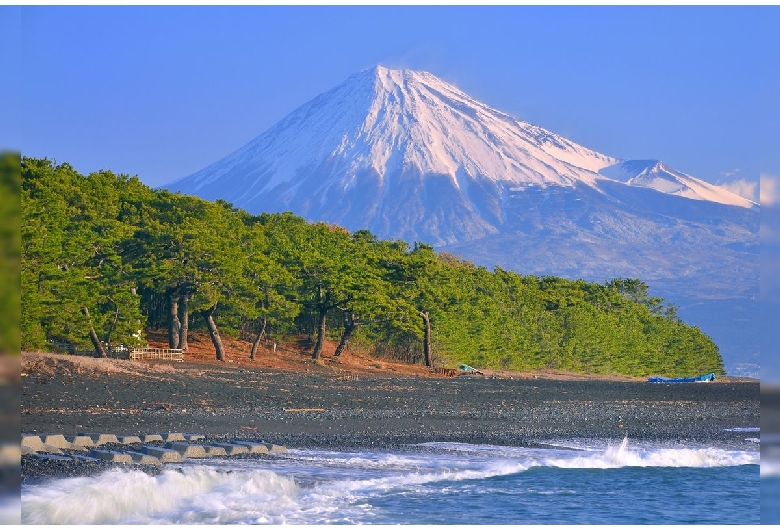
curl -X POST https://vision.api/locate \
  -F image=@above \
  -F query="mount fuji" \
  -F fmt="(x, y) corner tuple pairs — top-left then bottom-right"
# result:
(168, 66), (759, 377)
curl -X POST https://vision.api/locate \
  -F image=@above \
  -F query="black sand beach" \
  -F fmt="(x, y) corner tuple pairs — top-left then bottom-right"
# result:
(21, 352), (760, 454)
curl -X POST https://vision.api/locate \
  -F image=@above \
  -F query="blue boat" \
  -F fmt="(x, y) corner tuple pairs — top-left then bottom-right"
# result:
(648, 373), (716, 383)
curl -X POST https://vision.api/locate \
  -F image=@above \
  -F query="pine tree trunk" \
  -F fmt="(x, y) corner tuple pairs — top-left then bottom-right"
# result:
(420, 310), (432, 368)
(250, 317), (267, 361)
(177, 293), (189, 351)
(105, 297), (119, 350)
(334, 313), (357, 357)
(81, 307), (107, 358)
(312, 311), (327, 360)
(168, 292), (180, 349)
(201, 305), (226, 362)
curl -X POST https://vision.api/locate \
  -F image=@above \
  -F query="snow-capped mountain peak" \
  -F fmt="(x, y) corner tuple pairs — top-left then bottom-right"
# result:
(350, 66), (618, 184)
(171, 66), (621, 203)
(169, 65), (756, 246)
(598, 159), (755, 208)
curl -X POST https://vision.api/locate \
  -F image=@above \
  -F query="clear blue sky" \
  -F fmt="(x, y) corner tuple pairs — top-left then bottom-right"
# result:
(8, 5), (778, 194)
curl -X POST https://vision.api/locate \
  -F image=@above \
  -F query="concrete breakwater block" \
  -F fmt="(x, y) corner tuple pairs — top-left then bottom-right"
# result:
(42, 435), (70, 449)
(211, 443), (250, 456)
(156, 433), (186, 442)
(203, 446), (227, 457)
(232, 441), (269, 454)
(66, 435), (96, 447)
(264, 443), (288, 453)
(141, 434), (164, 443)
(166, 442), (208, 458)
(117, 435), (143, 445)
(79, 433), (120, 446)
(21, 445), (36, 456)
(125, 451), (162, 465)
(43, 434), (87, 451)
(21, 435), (44, 451)
(141, 446), (183, 462)
(89, 450), (133, 464)
(20, 436), (64, 455)
(40, 444), (64, 455)
(185, 433), (205, 441)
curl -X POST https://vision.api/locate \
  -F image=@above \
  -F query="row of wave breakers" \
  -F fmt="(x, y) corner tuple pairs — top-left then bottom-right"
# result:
(20, 432), (287, 466)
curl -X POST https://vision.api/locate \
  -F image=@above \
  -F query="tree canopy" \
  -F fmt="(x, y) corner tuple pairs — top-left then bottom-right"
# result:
(21, 157), (725, 377)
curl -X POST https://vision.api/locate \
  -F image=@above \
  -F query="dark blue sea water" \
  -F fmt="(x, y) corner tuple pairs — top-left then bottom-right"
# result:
(20, 437), (760, 524)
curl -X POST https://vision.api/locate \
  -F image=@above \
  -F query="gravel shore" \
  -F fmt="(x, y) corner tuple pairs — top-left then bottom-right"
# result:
(20, 352), (760, 482)
(22, 353), (760, 446)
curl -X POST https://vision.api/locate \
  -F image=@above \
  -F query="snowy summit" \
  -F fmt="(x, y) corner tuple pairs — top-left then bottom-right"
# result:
(170, 65), (755, 245)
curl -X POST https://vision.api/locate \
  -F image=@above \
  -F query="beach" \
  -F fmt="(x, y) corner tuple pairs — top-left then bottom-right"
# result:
(18, 350), (763, 524)
(21, 350), (759, 474)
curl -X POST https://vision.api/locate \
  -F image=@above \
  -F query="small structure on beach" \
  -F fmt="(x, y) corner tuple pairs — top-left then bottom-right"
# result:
(129, 348), (184, 362)
(647, 373), (715, 383)
(459, 364), (484, 375)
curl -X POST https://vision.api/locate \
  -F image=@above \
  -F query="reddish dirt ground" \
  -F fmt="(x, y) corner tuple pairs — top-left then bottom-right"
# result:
(144, 330), (656, 382)
(146, 330), (438, 379)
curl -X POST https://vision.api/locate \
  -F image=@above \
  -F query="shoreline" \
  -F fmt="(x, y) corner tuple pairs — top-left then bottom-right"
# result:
(21, 351), (761, 483)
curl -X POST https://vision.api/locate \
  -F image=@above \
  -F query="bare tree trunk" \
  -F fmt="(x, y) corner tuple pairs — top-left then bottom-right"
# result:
(419, 310), (432, 368)
(312, 311), (327, 360)
(177, 293), (189, 351)
(334, 312), (357, 357)
(201, 305), (226, 362)
(105, 297), (119, 352)
(250, 317), (267, 361)
(168, 292), (180, 349)
(82, 307), (107, 358)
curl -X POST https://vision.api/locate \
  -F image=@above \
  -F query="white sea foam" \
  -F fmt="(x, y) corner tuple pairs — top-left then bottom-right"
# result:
(20, 456), (524, 524)
(419, 438), (758, 469)
(536, 437), (758, 469)
(21, 440), (759, 524)
(22, 466), (301, 525)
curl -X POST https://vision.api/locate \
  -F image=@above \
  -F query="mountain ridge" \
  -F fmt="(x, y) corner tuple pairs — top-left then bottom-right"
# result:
(169, 65), (754, 238)
(167, 66), (759, 377)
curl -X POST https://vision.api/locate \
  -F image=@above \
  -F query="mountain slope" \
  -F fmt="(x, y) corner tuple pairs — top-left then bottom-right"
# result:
(599, 159), (752, 206)
(170, 66), (753, 245)
(172, 66), (618, 192)
(168, 66), (759, 377)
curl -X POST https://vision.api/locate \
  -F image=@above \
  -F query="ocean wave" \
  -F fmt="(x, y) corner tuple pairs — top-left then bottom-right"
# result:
(22, 466), (301, 525)
(418, 439), (759, 469)
(21, 440), (760, 524)
(21, 457), (525, 524)
(537, 437), (758, 469)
